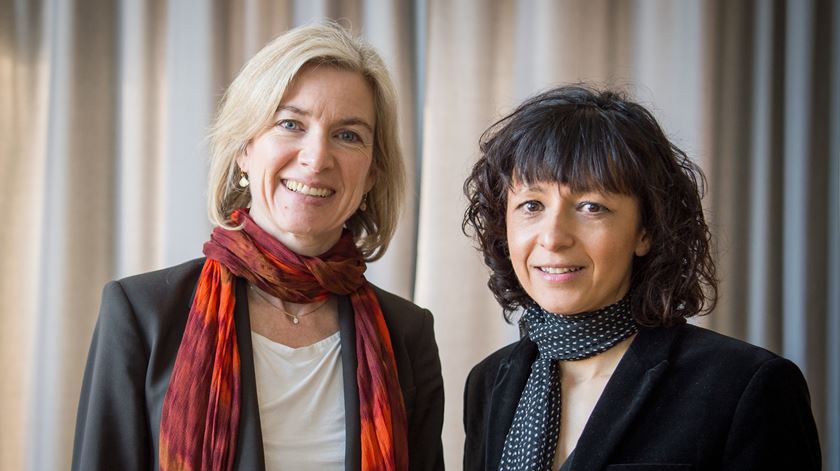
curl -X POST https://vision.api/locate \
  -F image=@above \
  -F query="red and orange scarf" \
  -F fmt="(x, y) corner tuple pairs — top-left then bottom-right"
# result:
(159, 209), (408, 470)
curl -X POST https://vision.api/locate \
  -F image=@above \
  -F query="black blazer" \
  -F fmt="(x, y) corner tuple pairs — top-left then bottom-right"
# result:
(73, 258), (445, 470)
(464, 323), (821, 470)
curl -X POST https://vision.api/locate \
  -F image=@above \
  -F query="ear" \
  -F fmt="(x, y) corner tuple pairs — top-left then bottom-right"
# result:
(235, 143), (251, 172)
(635, 228), (651, 257)
(364, 167), (376, 193)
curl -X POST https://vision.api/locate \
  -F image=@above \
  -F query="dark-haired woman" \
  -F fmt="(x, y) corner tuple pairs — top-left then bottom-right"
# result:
(462, 85), (820, 470)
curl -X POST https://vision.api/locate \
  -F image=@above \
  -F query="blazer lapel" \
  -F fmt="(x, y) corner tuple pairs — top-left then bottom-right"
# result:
(338, 295), (361, 471)
(232, 278), (267, 471)
(570, 326), (679, 471)
(484, 338), (538, 470)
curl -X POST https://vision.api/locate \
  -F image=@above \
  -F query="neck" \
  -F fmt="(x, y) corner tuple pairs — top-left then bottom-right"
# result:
(251, 285), (331, 316)
(252, 214), (341, 257)
(275, 232), (340, 257)
(559, 333), (636, 383)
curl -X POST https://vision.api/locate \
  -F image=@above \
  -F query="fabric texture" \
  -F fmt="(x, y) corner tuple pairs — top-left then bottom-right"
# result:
(159, 209), (407, 471)
(498, 297), (636, 470)
(463, 323), (822, 471)
(72, 257), (444, 471)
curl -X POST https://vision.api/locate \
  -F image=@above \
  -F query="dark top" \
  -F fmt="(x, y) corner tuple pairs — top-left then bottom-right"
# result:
(464, 323), (821, 470)
(558, 449), (575, 471)
(73, 258), (445, 471)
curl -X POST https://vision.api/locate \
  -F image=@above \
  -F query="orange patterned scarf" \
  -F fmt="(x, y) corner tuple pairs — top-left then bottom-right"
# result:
(159, 209), (408, 470)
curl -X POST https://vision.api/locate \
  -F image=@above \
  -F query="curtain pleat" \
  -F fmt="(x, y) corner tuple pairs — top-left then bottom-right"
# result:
(1, 0), (837, 469)
(24, 1), (119, 470)
(116, 0), (167, 276)
(416, 3), (522, 467)
(1, 2), (46, 469)
(828, 4), (840, 471)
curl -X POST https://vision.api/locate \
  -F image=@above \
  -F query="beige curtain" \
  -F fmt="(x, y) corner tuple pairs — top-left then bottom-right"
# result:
(1, 0), (837, 470)
(0, 1), (418, 469)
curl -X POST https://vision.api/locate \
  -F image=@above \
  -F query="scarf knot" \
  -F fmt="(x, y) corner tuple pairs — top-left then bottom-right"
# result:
(524, 296), (636, 361)
(160, 209), (407, 471)
(203, 210), (366, 303)
(499, 295), (637, 471)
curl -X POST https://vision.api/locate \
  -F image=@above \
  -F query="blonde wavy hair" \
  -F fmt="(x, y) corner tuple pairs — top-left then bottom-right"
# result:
(207, 22), (405, 261)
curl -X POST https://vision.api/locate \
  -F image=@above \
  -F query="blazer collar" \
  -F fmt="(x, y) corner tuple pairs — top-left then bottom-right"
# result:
(484, 337), (539, 469)
(484, 325), (680, 471)
(338, 295), (361, 471)
(570, 325), (679, 471)
(232, 278), (267, 471)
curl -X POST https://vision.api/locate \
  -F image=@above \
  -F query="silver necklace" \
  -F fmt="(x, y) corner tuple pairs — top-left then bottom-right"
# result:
(249, 285), (328, 325)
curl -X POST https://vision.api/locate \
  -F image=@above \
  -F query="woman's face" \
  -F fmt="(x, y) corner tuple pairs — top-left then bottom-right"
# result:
(237, 65), (376, 256)
(506, 179), (650, 315)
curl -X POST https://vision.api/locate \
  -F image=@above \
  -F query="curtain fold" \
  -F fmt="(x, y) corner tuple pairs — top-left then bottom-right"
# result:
(1, 0), (837, 469)
(1, 1), (45, 469)
(416, 3), (522, 467)
(706, 4), (836, 467)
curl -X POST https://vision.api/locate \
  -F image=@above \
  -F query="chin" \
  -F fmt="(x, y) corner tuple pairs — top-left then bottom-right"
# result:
(534, 300), (587, 316)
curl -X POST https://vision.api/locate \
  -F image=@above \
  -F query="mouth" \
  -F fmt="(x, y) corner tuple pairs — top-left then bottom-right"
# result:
(538, 266), (584, 274)
(283, 179), (334, 198)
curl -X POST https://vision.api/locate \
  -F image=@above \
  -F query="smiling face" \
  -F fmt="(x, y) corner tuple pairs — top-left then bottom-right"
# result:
(237, 65), (376, 256)
(506, 180), (650, 315)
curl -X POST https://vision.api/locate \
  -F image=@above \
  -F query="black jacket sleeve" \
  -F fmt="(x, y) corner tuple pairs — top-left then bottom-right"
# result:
(721, 356), (821, 470)
(407, 309), (445, 470)
(72, 281), (152, 470)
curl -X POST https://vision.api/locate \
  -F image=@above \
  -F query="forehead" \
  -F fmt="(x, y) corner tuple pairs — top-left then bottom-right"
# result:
(508, 178), (624, 198)
(280, 65), (375, 122)
(509, 166), (634, 198)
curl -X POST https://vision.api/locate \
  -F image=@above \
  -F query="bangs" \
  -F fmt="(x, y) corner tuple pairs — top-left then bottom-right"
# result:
(502, 106), (643, 195)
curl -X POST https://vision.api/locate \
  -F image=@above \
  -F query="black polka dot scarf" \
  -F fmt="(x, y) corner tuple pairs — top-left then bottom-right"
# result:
(498, 295), (637, 470)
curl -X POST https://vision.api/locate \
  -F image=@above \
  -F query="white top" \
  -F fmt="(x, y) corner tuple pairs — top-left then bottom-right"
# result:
(251, 331), (345, 471)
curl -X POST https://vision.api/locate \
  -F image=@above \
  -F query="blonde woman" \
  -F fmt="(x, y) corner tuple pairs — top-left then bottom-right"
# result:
(73, 23), (444, 471)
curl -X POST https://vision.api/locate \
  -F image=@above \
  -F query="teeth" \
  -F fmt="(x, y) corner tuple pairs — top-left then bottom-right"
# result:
(284, 180), (332, 198)
(540, 266), (581, 274)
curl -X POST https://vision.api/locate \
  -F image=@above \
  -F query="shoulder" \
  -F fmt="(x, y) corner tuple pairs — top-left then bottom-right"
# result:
(663, 327), (820, 466)
(667, 323), (780, 370)
(97, 258), (206, 342)
(469, 341), (523, 380)
(652, 323), (808, 399)
(105, 258), (205, 315)
(677, 322), (808, 385)
(370, 283), (434, 336)
(111, 258), (205, 301)
(466, 338), (534, 395)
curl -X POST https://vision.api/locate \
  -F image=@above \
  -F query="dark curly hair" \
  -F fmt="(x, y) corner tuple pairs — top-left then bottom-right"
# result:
(462, 85), (717, 327)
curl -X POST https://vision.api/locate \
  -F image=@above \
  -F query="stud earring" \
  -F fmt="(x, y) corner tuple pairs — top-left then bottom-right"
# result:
(238, 171), (249, 188)
(359, 194), (368, 212)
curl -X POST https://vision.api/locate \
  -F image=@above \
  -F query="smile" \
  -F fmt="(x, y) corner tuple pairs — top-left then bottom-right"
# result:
(283, 179), (334, 198)
(538, 266), (583, 274)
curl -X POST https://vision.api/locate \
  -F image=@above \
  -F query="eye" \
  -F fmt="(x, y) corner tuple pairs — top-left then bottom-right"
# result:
(277, 119), (301, 131)
(518, 200), (544, 213)
(577, 201), (609, 214)
(336, 130), (362, 143)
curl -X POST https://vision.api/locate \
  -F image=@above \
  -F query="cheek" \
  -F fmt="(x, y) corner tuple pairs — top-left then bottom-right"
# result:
(505, 227), (529, 270)
(600, 238), (638, 277)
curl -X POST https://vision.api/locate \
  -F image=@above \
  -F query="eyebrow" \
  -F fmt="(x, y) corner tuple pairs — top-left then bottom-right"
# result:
(511, 181), (547, 193)
(277, 105), (374, 134)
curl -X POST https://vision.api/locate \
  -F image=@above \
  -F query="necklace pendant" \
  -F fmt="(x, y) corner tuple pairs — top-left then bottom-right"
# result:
(292, 317), (300, 325)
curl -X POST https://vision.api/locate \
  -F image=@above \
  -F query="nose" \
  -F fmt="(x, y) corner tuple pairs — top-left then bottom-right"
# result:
(298, 131), (333, 172)
(538, 212), (575, 251)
